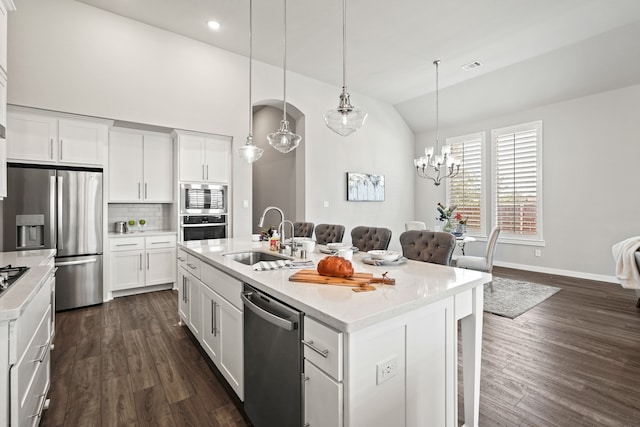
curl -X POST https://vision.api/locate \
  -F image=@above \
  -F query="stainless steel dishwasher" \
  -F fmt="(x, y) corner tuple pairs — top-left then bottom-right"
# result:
(241, 284), (303, 427)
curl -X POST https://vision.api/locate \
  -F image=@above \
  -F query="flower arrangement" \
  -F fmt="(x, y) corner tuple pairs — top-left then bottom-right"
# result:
(455, 212), (467, 225)
(436, 202), (457, 222)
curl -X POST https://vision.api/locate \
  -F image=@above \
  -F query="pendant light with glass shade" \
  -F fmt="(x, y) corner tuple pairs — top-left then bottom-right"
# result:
(414, 60), (460, 186)
(237, 0), (264, 163)
(267, 0), (301, 154)
(323, 0), (367, 136)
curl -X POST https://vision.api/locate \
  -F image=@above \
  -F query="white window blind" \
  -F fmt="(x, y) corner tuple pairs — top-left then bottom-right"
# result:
(446, 132), (485, 236)
(492, 121), (543, 242)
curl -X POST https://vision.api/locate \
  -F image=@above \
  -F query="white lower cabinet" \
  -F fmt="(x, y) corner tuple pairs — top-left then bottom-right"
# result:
(201, 284), (243, 398)
(177, 252), (244, 400)
(1, 268), (54, 427)
(303, 317), (344, 427)
(109, 235), (176, 293)
(304, 360), (343, 427)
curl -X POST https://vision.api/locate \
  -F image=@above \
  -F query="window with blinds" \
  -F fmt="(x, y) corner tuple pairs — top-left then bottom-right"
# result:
(446, 132), (486, 236)
(491, 121), (543, 241)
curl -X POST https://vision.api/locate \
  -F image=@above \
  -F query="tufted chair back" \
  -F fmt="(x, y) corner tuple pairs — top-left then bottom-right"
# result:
(399, 230), (456, 266)
(314, 224), (346, 245)
(293, 222), (315, 238)
(350, 226), (392, 252)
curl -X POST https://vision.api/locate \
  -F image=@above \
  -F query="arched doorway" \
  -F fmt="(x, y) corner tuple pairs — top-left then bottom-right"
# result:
(251, 100), (306, 234)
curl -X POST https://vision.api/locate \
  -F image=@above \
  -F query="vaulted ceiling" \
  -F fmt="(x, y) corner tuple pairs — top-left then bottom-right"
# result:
(76, 0), (640, 132)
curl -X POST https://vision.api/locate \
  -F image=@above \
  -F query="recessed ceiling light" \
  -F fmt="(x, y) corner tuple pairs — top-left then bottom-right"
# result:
(207, 20), (221, 30)
(462, 61), (482, 71)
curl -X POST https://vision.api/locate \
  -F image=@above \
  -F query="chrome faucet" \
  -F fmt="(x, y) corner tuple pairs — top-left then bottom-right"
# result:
(279, 220), (296, 255)
(258, 206), (286, 241)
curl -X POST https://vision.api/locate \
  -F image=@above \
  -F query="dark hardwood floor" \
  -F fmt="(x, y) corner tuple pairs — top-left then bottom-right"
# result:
(40, 267), (640, 426)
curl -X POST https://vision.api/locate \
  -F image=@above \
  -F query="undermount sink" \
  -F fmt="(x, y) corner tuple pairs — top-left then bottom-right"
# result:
(223, 251), (292, 265)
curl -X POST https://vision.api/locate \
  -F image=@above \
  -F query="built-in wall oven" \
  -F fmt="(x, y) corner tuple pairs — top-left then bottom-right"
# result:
(181, 215), (227, 241)
(180, 183), (228, 241)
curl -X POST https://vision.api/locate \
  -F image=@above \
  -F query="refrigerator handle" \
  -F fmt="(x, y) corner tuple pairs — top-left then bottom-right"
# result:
(49, 176), (57, 249)
(57, 176), (64, 251)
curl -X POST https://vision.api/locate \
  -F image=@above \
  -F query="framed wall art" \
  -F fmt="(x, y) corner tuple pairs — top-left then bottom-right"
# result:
(346, 172), (385, 201)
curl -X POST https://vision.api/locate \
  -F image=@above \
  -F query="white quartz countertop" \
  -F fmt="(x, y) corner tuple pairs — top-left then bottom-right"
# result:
(0, 250), (56, 321)
(108, 230), (177, 238)
(179, 238), (491, 333)
(0, 249), (56, 268)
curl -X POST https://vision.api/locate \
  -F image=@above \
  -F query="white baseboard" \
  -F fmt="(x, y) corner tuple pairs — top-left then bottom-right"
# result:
(493, 261), (620, 285)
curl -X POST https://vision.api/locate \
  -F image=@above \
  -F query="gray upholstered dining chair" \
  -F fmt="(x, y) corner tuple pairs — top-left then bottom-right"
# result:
(314, 224), (345, 245)
(350, 226), (392, 252)
(399, 230), (456, 265)
(405, 221), (427, 231)
(455, 226), (501, 273)
(293, 221), (314, 238)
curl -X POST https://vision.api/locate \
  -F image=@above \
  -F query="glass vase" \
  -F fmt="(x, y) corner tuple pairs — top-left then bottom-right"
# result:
(443, 218), (452, 232)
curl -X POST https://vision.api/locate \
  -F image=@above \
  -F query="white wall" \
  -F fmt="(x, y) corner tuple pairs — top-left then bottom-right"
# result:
(7, 0), (414, 246)
(416, 84), (640, 280)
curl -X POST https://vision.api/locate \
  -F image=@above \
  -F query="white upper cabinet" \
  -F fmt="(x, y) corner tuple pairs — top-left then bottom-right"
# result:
(175, 130), (230, 184)
(58, 118), (106, 165)
(7, 109), (108, 166)
(109, 129), (173, 203)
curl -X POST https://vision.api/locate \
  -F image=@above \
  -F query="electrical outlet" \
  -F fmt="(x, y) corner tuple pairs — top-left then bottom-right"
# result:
(323, 201), (329, 208)
(376, 356), (398, 385)
(534, 249), (541, 257)
(243, 200), (249, 208)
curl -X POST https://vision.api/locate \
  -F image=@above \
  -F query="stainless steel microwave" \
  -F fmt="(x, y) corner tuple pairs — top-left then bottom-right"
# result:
(180, 183), (227, 215)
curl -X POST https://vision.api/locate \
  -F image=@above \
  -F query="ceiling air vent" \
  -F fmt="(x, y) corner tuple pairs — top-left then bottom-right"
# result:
(462, 61), (482, 71)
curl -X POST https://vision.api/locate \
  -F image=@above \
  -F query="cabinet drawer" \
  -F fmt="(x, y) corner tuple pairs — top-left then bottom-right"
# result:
(177, 248), (188, 264)
(145, 234), (176, 249)
(303, 317), (343, 381)
(304, 360), (343, 427)
(11, 305), (51, 425)
(109, 237), (144, 252)
(13, 347), (50, 427)
(201, 262), (242, 309)
(10, 278), (52, 364)
(185, 253), (201, 279)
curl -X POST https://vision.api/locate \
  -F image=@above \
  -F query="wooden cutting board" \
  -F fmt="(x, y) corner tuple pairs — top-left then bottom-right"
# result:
(289, 270), (395, 291)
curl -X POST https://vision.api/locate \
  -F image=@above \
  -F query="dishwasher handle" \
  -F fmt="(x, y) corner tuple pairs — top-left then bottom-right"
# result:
(241, 291), (297, 331)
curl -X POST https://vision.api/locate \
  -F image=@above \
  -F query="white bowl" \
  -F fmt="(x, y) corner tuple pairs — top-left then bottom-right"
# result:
(368, 250), (402, 261)
(326, 242), (351, 250)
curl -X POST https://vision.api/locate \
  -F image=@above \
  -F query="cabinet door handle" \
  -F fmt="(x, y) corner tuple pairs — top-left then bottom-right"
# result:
(145, 183), (148, 199)
(177, 256), (186, 261)
(147, 252), (149, 270)
(139, 253), (142, 270)
(301, 340), (329, 358)
(206, 164), (209, 180)
(30, 393), (47, 419)
(182, 277), (186, 303)
(138, 182), (141, 199)
(30, 344), (48, 363)
(213, 301), (218, 336)
(60, 139), (63, 159)
(152, 241), (172, 245)
(116, 243), (138, 247)
(202, 164), (205, 180)
(50, 138), (54, 159)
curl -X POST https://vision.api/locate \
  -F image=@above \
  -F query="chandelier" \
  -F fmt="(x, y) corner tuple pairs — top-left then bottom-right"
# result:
(267, 0), (301, 153)
(414, 60), (460, 186)
(237, 0), (264, 163)
(323, 0), (367, 136)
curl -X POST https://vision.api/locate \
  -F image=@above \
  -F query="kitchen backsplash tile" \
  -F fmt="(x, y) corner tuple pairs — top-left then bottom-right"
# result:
(108, 204), (173, 231)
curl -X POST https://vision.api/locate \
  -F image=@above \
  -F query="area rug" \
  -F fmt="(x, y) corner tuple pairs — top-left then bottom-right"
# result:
(483, 277), (561, 319)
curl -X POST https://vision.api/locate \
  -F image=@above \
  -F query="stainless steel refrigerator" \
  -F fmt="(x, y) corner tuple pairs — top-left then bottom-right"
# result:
(2, 164), (103, 311)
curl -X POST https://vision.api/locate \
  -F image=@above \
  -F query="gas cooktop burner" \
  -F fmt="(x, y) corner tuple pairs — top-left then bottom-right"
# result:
(0, 265), (30, 294)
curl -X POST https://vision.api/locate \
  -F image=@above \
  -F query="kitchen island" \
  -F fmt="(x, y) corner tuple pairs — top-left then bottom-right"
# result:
(178, 238), (489, 427)
(0, 249), (56, 426)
